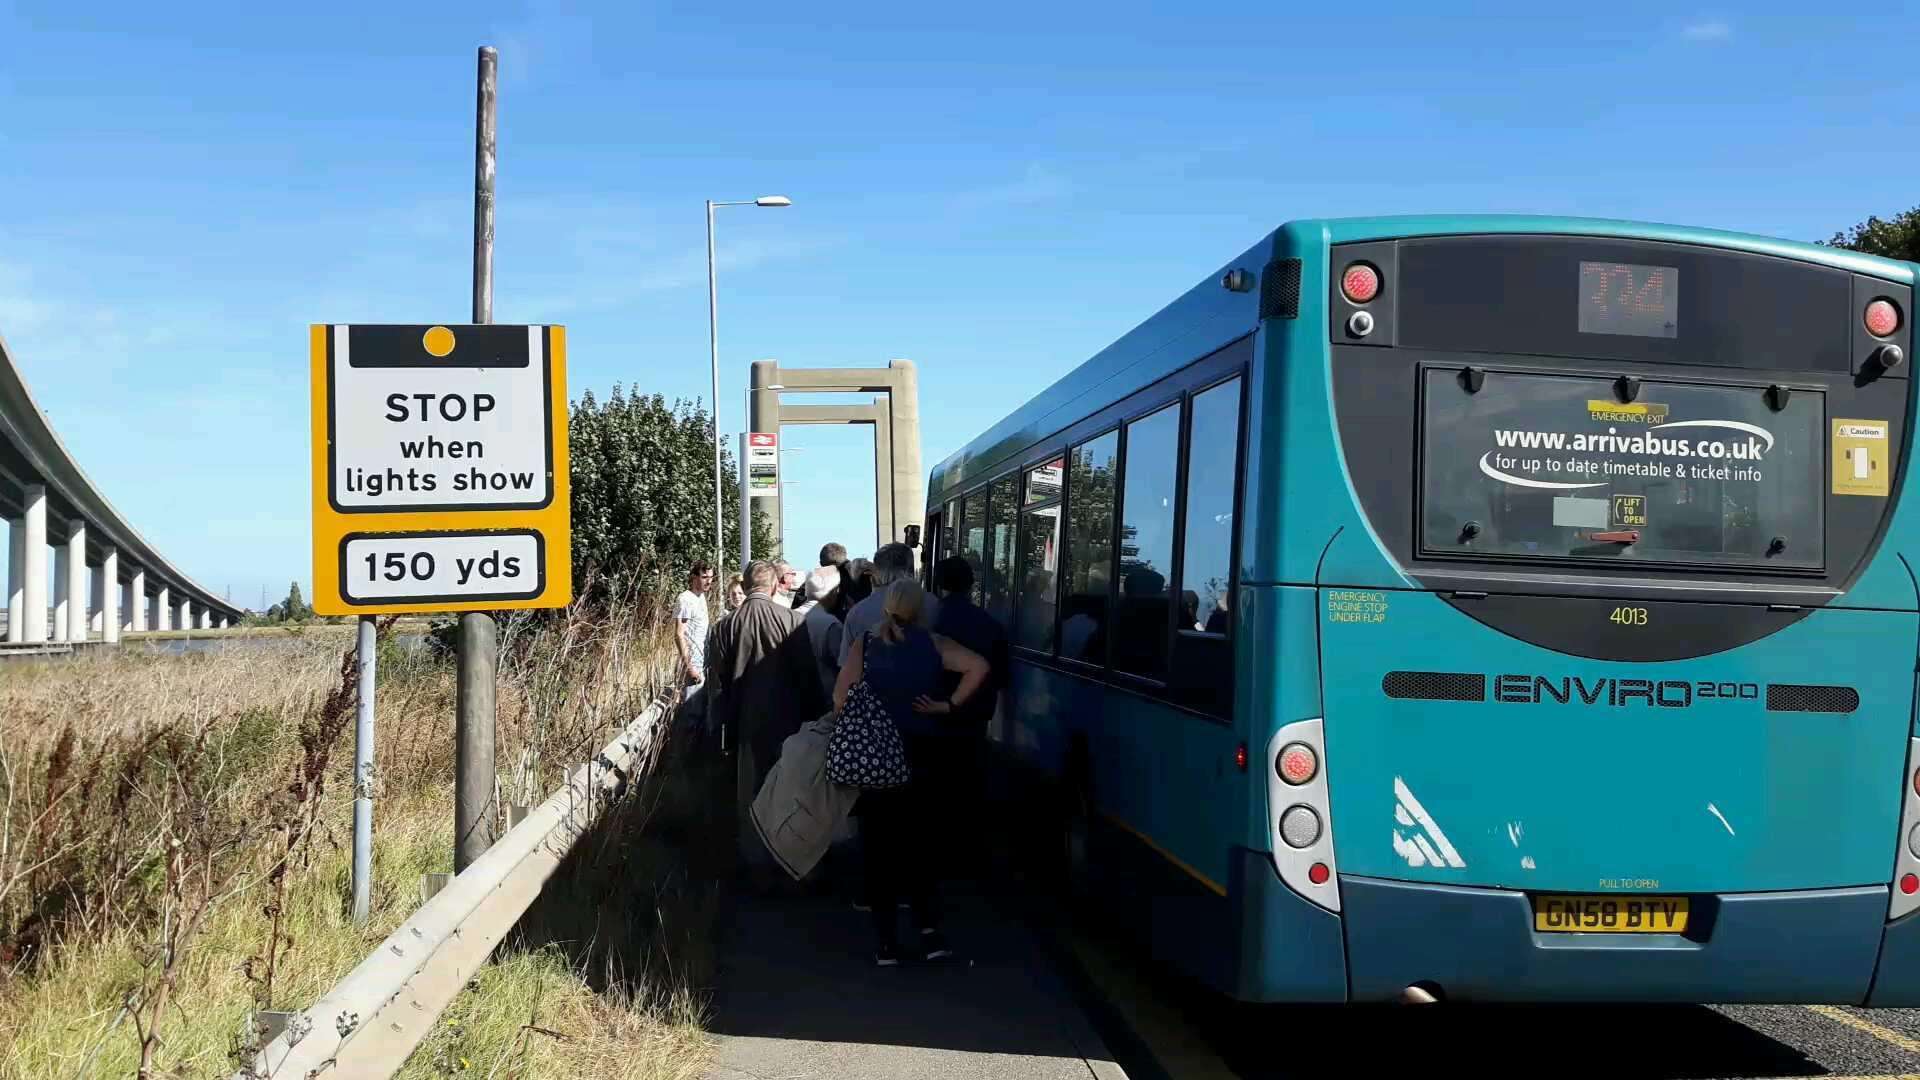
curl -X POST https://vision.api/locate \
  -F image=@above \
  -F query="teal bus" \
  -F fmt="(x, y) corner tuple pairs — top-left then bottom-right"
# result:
(923, 215), (1920, 1004)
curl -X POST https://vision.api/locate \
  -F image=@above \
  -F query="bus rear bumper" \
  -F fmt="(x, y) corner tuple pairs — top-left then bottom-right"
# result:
(1869, 909), (1920, 1005)
(1230, 848), (1348, 1002)
(1341, 875), (1888, 1004)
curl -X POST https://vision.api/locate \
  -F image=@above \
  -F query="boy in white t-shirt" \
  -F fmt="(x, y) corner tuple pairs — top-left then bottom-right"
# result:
(675, 562), (715, 703)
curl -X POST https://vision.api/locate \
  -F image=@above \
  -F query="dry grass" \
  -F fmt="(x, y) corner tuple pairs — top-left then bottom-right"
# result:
(0, 582), (717, 1079)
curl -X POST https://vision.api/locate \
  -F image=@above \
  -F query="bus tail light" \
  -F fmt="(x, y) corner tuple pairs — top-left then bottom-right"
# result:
(1866, 298), (1902, 339)
(1892, 739), (1920, 920)
(1278, 742), (1318, 785)
(1268, 718), (1340, 913)
(1341, 263), (1380, 304)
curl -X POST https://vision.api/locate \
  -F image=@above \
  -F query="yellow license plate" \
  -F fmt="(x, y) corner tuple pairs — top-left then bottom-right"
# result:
(1533, 894), (1689, 933)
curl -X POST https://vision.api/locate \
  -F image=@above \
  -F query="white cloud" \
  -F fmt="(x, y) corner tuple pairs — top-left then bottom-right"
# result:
(949, 164), (1072, 212)
(1680, 19), (1732, 41)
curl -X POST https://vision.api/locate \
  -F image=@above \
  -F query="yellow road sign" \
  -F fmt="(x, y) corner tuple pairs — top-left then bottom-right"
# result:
(310, 324), (570, 615)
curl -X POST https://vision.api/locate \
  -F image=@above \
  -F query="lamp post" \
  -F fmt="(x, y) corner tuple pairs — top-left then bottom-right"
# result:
(706, 195), (792, 582)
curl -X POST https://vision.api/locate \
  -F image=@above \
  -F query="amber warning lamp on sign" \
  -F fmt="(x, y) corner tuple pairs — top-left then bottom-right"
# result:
(310, 324), (572, 615)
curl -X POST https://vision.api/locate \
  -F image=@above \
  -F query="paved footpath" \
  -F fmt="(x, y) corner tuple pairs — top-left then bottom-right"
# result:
(704, 855), (1126, 1080)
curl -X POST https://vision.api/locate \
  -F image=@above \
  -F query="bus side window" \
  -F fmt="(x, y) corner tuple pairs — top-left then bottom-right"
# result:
(1062, 432), (1119, 666)
(1016, 455), (1065, 654)
(1114, 403), (1180, 679)
(1170, 376), (1242, 715)
(922, 512), (942, 588)
(961, 491), (988, 605)
(987, 474), (1019, 624)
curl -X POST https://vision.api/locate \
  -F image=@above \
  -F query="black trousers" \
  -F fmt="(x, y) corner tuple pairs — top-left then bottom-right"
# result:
(860, 735), (945, 946)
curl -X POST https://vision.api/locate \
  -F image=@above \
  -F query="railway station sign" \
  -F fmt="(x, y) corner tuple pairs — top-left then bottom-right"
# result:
(310, 324), (571, 614)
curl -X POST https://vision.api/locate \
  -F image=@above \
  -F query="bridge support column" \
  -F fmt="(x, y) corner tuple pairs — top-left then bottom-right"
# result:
(66, 521), (87, 641)
(102, 550), (119, 644)
(51, 537), (67, 641)
(6, 517), (21, 641)
(89, 564), (104, 636)
(198, 607), (210, 630)
(218, 616), (228, 630)
(178, 598), (191, 633)
(21, 486), (46, 643)
(132, 569), (147, 632)
(156, 586), (171, 632)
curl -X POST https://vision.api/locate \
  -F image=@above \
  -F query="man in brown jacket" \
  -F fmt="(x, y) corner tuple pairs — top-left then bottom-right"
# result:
(710, 559), (830, 862)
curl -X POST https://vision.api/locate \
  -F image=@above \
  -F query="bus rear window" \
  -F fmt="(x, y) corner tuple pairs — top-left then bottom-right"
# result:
(1420, 369), (1825, 570)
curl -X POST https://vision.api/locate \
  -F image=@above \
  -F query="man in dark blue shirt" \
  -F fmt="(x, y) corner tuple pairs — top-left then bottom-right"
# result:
(930, 556), (1008, 874)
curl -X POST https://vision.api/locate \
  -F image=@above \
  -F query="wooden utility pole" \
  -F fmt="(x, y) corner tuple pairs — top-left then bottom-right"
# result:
(455, 45), (500, 872)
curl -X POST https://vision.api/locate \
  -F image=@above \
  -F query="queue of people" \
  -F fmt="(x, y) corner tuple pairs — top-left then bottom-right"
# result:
(677, 541), (1008, 967)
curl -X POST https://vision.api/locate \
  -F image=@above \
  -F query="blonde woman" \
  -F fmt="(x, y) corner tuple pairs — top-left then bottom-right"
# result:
(834, 578), (989, 966)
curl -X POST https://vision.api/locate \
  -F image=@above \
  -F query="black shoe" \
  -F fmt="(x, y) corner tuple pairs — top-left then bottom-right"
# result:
(874, 944), (900, 967)
(919, 929), (953, 961)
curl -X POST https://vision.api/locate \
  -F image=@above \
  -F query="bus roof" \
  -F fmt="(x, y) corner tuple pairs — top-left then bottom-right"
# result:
(926, 214), (1913, 502)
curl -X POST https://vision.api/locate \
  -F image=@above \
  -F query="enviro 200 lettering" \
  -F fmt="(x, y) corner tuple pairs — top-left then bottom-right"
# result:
(1493, 675), (1760, 708)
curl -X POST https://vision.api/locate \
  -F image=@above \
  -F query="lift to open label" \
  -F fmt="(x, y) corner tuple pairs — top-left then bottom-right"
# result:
(310, 324), (571, 615)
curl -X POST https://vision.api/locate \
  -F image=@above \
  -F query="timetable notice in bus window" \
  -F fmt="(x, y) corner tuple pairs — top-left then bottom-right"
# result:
(1580, 261), (1678, 339)
(1420, 369), (1824, 570)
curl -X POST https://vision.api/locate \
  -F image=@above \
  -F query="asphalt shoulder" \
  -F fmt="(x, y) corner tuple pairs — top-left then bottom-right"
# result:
(704, 859), (1126, 1080)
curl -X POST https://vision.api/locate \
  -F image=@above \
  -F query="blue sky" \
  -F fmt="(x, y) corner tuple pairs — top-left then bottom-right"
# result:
(1, 3), (1916, 606)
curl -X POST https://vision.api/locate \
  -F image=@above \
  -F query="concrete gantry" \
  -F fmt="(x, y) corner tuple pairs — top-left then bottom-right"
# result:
(1, 327), (243, 644)
(745, 359), (923, 561)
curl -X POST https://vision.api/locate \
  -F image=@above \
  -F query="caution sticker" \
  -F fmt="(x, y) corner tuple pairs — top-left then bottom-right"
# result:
(1832, 419), (1890, 497)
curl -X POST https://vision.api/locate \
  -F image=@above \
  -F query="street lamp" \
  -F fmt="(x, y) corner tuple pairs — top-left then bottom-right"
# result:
(707, 194), (792, 584)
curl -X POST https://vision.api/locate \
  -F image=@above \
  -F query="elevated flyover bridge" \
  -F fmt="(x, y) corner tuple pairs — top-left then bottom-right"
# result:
(0, 329), (242, 647)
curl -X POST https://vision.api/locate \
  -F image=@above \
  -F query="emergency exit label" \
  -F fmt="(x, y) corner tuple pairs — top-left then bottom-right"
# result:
(311, 324), (570, 616)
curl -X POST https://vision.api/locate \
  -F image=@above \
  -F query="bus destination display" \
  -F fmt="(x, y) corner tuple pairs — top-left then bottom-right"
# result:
(1580, 261), (1678, 339)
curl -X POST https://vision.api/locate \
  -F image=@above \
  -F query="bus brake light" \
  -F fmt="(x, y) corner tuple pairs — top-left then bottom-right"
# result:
(1903, 873), (1918, 896)
(1867, 299), (1902, 338)
(1308, 862), (1330, 885)
(1341, 263), (1380, 304)
(1278, 743), (1319, 785)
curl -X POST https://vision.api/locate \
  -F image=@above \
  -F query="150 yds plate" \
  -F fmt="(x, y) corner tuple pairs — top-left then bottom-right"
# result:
(1533, 894), (1689, 933)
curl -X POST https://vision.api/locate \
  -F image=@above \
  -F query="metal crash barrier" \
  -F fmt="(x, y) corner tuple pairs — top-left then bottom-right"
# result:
(239, 701), (667, 1079)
